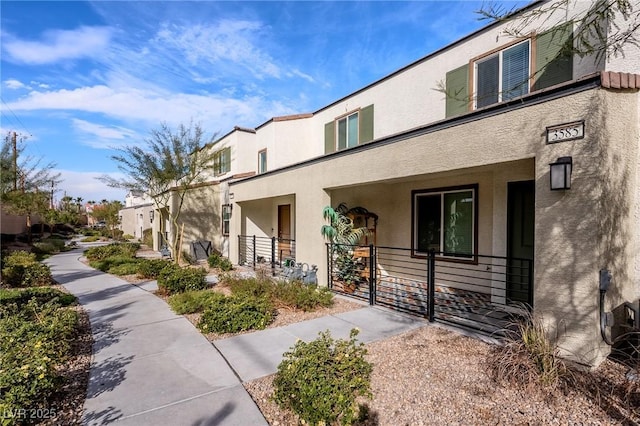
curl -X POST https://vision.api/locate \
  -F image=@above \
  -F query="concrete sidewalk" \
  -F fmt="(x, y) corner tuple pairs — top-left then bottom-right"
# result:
(46, 246), (426, 425)
(46, 248), (267, 426)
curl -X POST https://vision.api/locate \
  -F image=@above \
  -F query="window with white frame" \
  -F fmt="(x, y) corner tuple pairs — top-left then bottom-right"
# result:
(213, 147), (231, 176)
(258, 149), (267, 174)
(222, 204), (232, 236)
(336, 111), (359, 150)
(475, 40), (530, 109)
(412, 185), (477, 259)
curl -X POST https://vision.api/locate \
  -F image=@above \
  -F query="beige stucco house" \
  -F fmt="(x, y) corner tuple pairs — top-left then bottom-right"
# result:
(155, 0), (639, 366)
(119, 191), (153, 240)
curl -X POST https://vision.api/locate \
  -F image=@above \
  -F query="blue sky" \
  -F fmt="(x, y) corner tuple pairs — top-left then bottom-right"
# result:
(1, 0), (527, 203)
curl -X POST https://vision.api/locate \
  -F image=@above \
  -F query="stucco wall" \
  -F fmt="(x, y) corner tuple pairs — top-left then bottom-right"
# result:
(179, 183), (225, 257)
(230, 86), (639, 365)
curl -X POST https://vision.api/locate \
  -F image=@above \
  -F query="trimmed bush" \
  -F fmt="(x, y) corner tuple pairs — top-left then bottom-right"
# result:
(168, 290), (226, 314)
(1, 251), (53, 288)
(198, 294), (275, 333)
(207, 252), (233, 271)
(0, 287), (76, 308)
(88, 255), (140, 273)
(225, 275), (273, 298)
(137, 258), (171, 279)
(273, 281), (333, 312)
(157, 267), (208, 294)
(108, 262), (141, 276)
(81, 235), (101, 242)
(84, 242), (140, 261)
(273, 329), (373, 425)
(0, 299), (78, 416)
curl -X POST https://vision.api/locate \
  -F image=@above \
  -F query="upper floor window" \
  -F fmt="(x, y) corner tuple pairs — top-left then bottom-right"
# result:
(337, 112), (359, 150)
(324, 104), (374, 154)
(474, 40), (530, 109)
(258, 149), (267, 174)
(445, 23), (573, 118)
(213, 147), (231, 176)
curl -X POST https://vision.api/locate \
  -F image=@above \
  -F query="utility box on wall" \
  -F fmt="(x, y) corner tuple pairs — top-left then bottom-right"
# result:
(191, 240), (212, 260)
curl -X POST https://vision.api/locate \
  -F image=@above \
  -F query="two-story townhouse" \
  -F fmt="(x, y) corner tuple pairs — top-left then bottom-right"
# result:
(226, 0), (640, 366)
(119, 190), (153, 240)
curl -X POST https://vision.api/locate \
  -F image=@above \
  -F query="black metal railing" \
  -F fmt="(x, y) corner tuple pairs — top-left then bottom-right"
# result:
(238, 235), (296, 276)
(327, 243), (533, 336)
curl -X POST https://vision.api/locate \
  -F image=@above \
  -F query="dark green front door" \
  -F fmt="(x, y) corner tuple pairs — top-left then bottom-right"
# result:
(507, 181), (535, 305)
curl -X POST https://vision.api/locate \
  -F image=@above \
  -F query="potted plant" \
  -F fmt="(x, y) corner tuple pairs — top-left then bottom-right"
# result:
(321, 203), (373, 292)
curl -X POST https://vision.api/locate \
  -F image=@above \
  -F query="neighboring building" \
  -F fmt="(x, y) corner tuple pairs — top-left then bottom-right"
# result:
(119, 191), (153, 240)
(156, 0), (640, 366)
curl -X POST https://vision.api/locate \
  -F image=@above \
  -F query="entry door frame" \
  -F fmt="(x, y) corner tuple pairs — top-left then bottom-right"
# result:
(277, 204), (292, 260)
(506, 180), (535, 307)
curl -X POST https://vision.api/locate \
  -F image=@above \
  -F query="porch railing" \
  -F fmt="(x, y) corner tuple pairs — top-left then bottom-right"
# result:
(238, 235), (296, 276)
(327, 243), (533, 336)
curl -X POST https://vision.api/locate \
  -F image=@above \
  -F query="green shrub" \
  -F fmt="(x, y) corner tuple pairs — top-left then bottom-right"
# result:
(0, 287), (76, 308)
(1, 251), (53, 288)
(137, 258), (171, 279)
(32, 242), (58, 254)
(168, 290), (226, 314)
(32, 238), (66, 255)
(207, 252), (233, 271)
(88, 255), (139, 273)
(273, 329), (372, 425)
(225, 275), (274, 298)
(108, 262), (141, 276)
(122, 234), (135, 240)
(0, 299), (78, 416)
(81, 235), (101, 242)
(84, 242), (140, 261)
(198, 294), (275, 333)
(273, 281), (334, 312)
(41, 238), (66, 251)
(157, 267), (208, 294)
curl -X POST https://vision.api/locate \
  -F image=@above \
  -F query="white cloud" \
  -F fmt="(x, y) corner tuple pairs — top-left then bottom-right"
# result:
(153, 20), (282, 80)
(72, 119), (138, 148)
(55, 169), (126, 203)
(3, 26), (113, 65)
(4, 79), (26, 89)
(5, 84), (295, 131)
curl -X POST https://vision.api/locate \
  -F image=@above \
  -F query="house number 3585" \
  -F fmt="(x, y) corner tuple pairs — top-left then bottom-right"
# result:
(546, 121), (585, 144)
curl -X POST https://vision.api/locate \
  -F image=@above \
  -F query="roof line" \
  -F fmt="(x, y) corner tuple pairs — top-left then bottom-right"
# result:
(230, 72), (601, 186)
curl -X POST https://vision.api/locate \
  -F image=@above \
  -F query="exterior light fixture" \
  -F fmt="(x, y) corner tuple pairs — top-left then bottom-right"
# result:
(550, 156), (572, 190)
(149, 210), (154, 223)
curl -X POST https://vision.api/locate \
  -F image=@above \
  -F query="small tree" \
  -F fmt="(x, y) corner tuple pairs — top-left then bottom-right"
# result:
(477, 0), (639, 63)
(100, 122), (217, 263)
(92, 201), (124, 239)
(1, 132), (61, 240)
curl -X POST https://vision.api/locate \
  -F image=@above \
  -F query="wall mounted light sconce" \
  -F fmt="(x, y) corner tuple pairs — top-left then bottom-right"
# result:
(149, 210), (154, 223)
(550, 156), (572, 190)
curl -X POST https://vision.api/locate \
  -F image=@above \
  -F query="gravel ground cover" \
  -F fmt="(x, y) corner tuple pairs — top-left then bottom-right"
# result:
(244, 325), (640, 425)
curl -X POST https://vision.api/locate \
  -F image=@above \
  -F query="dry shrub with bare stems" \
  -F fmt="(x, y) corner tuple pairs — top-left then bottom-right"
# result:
(487, 311), (571, 391)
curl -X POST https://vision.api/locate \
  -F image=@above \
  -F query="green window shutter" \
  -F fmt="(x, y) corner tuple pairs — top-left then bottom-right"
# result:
(534, 22), (573, 91)
(445, 64), (469, 117)
(324, 121), (335, 154)
(359, 104), (374, 144)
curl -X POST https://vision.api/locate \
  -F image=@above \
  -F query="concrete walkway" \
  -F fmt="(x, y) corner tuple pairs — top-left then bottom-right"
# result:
(46, 246), (426, 425)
